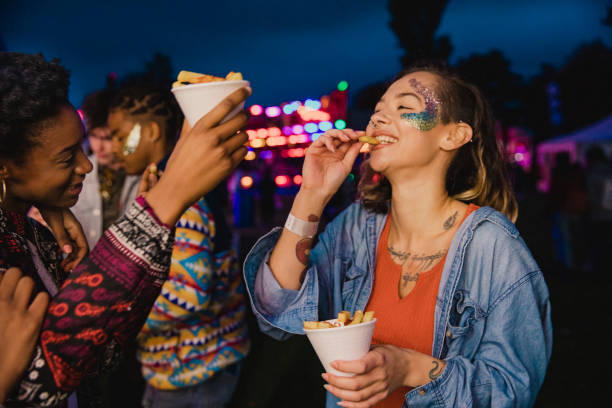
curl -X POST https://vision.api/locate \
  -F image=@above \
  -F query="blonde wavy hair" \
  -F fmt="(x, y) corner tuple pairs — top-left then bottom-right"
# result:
(358, 65), (518, 222)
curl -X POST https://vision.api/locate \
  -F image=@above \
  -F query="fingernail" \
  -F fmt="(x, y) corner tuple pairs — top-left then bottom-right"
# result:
(323, 384), (331, 391)
(321, 373), (328, 381)
(63, 244), (73, 254)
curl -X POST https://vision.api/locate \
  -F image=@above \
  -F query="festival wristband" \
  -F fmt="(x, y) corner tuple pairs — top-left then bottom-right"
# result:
(284, 213), (319, 238)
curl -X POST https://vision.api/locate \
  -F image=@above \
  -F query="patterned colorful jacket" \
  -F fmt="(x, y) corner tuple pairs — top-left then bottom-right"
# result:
(0, 196), (174, 407)
(136, 193), (250, 390)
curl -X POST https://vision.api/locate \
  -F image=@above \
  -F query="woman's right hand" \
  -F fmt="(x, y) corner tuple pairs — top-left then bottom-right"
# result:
(0, 268), (49, 403)
(145, 87), (251, 225)
(300, 129), (364, 203)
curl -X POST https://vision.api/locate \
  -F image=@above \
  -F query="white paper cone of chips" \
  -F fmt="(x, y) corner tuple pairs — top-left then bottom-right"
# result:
(171, 80), (250, 127)
(304, 318), (376, 377)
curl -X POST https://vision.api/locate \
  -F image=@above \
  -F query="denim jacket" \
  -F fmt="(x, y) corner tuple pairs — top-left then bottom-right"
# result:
(243, 204), (553, 408)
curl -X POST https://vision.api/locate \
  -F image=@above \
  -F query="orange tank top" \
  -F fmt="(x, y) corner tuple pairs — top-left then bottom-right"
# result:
(365, 204), (478, 407)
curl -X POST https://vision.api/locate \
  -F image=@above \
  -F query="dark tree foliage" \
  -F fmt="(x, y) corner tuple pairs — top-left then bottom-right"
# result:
(603, 6), (612, 27)
(388, 0), (452, 67)
(119, 52), (174, 90)
(556, 40), (612, 133)
(523, 64), (559, 143)
(454, 50), (527, 127)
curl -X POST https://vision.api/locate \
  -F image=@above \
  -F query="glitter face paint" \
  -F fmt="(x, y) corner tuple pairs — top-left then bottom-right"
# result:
(122, 123), (141, 156)
(400, 78), (440, 131)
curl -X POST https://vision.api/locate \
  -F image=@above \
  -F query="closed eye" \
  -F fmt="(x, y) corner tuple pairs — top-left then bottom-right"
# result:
(59, 154), (75, 166)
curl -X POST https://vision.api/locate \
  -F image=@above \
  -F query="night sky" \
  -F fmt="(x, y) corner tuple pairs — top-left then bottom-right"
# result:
(2, 0), (610, 108)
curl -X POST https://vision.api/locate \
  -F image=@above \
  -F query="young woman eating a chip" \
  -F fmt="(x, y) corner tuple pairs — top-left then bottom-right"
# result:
(244, 64), (552, 408)
(0, 52), (250, 406)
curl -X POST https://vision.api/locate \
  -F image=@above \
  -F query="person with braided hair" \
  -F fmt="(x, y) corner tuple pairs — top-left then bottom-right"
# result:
(107, 85), (250, 408)
(71, 89), (141, 250)
(0, 51), (251, 407)
(244, 64), (552, 407)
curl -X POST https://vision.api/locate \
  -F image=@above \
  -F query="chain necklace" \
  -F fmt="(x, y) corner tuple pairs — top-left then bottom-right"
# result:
(99, 166), (116, 201)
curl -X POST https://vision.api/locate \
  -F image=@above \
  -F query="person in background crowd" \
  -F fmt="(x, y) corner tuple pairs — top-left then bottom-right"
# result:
(0, 51), (250, 407)
(584, 144), (612, 274)
(548, 151), (588, 272)
(244, 64), (552, 407)
(108, 85), (250, 408)
(71, 89), (140, 249)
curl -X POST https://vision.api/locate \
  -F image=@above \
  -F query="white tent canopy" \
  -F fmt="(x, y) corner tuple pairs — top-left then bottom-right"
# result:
(536, 114), (612, 191)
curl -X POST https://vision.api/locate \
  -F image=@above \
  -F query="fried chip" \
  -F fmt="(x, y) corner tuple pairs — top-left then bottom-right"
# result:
(348, 310), (363, 325)
(362, 311), (375, 322)
(225, 71), (243, 81)
(337, 311), (351, 323)
(303, 321), (319, 330)
(358, 136), (380, 145)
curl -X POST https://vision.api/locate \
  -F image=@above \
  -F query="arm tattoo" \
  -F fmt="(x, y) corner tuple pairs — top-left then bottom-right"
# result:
(429, 360), (444, 380)
(443, 211), (458, 230)
(295, 238), (313, 265)
(294, 215), (318, 266)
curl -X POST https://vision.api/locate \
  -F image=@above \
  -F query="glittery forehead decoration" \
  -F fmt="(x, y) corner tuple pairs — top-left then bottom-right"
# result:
(400, 78), (441, 131)
(122, 123), (141, 156)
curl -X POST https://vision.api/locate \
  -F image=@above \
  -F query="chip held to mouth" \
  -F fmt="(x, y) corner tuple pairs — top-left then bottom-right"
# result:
(358, 135), (380, 145)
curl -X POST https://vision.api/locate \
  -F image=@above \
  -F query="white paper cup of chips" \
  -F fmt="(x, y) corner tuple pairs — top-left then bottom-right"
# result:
(171, 80), (250, 127)
(304, 318), (377, 377)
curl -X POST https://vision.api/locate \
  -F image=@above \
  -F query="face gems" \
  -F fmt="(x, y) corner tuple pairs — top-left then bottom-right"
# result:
(400, 78), (440, 131)
(122, 123), (141, 156)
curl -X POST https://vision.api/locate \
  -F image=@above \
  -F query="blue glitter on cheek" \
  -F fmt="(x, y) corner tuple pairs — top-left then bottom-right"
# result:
(401, 110), (438, 131)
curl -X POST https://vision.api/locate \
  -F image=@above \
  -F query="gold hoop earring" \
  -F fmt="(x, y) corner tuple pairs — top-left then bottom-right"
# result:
(0, 178), (6, 204)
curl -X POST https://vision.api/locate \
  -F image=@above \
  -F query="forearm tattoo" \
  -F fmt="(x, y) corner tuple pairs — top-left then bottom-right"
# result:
(429, 360), (444, 380)
(296, 238), (313, 265)
(294, 214), (319, 265)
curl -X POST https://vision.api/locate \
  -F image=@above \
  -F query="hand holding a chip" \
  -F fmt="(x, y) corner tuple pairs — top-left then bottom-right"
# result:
(300, 128), (365, 204)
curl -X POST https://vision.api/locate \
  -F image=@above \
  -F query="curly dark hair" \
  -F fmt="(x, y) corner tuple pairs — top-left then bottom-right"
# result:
(81, 89), (114, 132)
(0, 52), (71, 161)
(110, 84), (183, 146)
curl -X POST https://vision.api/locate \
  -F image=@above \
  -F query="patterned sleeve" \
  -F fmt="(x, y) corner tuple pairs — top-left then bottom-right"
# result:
(10, 196), (174, 407)
(141, 197), (214, 333)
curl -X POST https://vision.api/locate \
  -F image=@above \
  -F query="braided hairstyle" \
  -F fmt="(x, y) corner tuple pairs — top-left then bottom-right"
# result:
(359, 64), (518, 222)
(0, 52), (71, 162)
(81, 89), (114, 132)
(110, 84), (183, 147)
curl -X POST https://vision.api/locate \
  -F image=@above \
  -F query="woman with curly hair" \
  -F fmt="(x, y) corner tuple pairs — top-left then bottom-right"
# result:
(244, 65), (552, 407)
(0, 52), (250, 406)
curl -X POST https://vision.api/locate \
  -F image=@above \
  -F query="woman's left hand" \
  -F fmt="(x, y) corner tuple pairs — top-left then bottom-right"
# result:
(323, 345), (446, 407)
(38, 207), (89, 272)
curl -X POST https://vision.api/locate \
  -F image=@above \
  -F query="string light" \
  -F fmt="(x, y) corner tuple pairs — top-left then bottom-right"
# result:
(240, 176), (254, 188)
(250, 105), (263, 115)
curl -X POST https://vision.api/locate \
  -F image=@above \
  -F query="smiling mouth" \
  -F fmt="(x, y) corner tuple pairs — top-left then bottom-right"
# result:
(375, 135), (398, 144)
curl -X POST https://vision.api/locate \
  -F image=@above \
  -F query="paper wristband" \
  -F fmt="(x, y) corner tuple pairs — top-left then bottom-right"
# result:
(284, 213), (319, 238)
